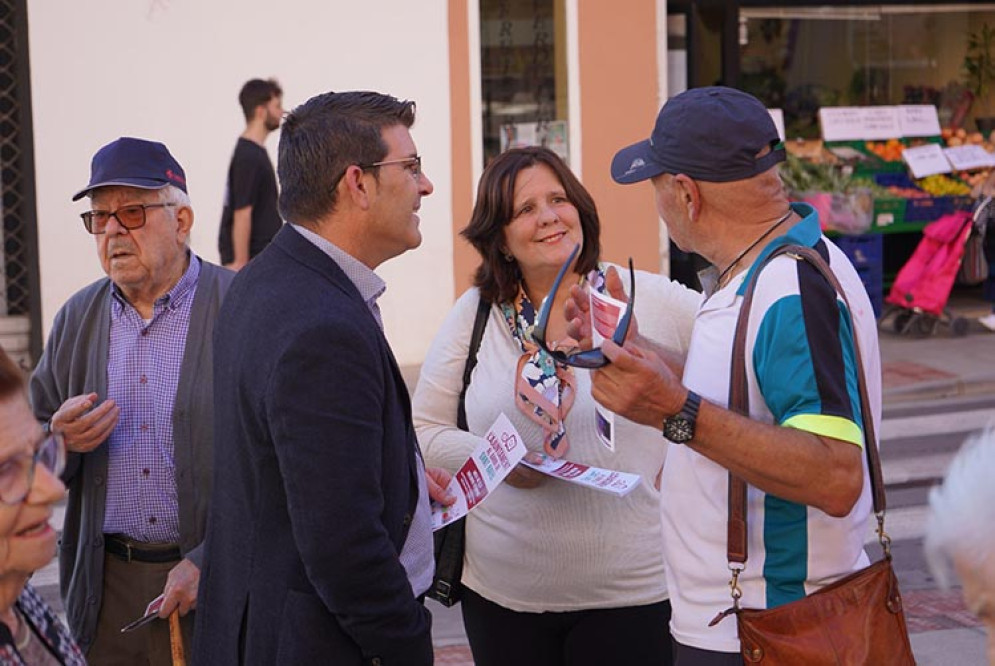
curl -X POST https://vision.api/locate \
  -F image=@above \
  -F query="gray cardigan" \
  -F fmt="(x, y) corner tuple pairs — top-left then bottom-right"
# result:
(29, 258), (233, 652)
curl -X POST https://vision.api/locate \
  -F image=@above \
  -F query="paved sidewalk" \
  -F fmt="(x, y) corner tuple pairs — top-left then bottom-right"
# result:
(879, 296), (995, 406)
(905, 589), (988, 665)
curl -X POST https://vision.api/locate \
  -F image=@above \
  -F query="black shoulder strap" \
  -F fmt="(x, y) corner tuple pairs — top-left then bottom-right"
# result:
(457, 296), (491, 432)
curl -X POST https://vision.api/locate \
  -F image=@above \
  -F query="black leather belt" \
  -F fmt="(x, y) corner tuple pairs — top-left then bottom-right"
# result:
(104, 534), (182, 564)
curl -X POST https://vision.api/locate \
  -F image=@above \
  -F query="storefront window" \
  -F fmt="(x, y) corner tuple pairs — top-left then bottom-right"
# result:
(739, 5), (995, 138)
(479, 0), (568, 163)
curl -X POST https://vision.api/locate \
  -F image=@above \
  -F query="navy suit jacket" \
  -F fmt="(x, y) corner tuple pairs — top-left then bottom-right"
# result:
(193, 225), (432, 665)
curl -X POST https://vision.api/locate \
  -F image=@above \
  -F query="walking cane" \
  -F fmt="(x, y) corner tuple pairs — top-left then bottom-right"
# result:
(168, 610), (186, 666)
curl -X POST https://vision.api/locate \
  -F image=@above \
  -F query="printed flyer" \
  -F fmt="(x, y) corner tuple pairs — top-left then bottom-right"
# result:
(431, 413), (528, 530)
(521, 452), (641, 497)
(589, 287), (628, 451)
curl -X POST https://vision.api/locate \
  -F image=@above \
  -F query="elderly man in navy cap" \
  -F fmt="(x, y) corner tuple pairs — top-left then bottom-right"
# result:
(30, 137), (233, 664)
(567, 87), (883, 663)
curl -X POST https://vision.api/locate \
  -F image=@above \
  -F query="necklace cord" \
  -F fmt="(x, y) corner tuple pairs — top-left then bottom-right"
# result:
(715, 209), (793, 288)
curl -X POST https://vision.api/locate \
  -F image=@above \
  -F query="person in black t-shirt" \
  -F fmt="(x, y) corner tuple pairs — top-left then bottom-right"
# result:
(219, 78), (284, 270)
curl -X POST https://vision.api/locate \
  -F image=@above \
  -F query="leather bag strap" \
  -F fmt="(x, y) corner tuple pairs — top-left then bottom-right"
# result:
(457, 296), (491, 432)
(727, 244), (884, 567)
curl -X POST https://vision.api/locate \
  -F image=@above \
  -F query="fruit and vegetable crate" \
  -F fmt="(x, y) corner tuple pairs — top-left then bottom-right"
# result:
(824, 139), (910, 177)
(871, 197), (908, 232)
(870, 173), (973, 233)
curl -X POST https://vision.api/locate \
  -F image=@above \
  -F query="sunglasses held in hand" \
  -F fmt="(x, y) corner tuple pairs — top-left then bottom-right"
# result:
(533, 244), (635, 368)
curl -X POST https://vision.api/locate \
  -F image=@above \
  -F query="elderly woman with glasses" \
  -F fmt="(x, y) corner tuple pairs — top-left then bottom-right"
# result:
(0, 349), (84, 664)
(413, 147), (701, 666)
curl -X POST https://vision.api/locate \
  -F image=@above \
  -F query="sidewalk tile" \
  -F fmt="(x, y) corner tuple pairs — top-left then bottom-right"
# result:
(435, 644), (473, 665)
(904, 588), (982, 633)
(882, 361), (956, 389)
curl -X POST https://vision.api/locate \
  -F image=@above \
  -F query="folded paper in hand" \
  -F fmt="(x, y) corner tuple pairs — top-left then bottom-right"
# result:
(120, 594), (164, 633)
(431, 413), (527, 530)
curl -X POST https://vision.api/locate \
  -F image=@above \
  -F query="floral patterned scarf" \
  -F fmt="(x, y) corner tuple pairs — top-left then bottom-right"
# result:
(500, 263), (608, 458)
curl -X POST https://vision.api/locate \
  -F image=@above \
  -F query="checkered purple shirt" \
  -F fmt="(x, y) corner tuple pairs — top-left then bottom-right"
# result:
(102, 255), (201, 543)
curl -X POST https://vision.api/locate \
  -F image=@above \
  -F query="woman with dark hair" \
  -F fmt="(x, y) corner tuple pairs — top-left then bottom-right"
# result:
(413, 147), (700, 665)
(0, 349), (84, 664)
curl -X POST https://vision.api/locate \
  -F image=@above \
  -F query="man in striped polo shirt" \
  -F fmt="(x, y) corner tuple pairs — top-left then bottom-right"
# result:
(579, 86), (880, 664)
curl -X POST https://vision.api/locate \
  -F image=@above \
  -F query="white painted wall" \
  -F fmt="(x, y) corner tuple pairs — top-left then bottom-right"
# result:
(27, 0), (454, 365)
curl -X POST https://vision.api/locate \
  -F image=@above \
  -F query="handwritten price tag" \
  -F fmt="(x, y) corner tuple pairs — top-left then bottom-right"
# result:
(902, 143), (952, 178)
(820, 106), (901, 142)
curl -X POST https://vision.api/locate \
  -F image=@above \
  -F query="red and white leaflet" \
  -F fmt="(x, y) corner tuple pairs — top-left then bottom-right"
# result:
(120, 594), (164, 632)
(431, 413), (527, 530)
(589, 289), (625, 346)
(520, 452), (641, 497)
(589, 288), (627, 452)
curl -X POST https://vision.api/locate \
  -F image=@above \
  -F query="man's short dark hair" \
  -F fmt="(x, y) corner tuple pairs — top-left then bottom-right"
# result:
(239, 78), (283, 122)
(277, 91), (416, 224)
(463, 146), (601, 304)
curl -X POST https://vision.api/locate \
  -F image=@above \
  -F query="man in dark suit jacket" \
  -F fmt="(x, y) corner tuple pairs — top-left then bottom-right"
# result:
(194, 91), (452, 665)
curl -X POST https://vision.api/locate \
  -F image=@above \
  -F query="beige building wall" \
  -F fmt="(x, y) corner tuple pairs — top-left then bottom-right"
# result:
(27, 0), (454, 365)
(577, 0), (663, 273)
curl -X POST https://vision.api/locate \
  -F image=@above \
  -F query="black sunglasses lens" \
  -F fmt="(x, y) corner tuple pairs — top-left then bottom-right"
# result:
(558, 349), (609, 369)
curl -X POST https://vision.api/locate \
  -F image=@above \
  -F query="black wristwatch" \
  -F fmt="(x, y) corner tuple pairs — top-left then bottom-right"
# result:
(663, 390), (701, 444)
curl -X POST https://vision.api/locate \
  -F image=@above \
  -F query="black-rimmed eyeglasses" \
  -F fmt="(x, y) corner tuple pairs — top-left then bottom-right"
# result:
(533, 244), (635, 369)
(80, 203), (177, 235)
(0, 432), (66, 505)
(359, 155), (422, 177)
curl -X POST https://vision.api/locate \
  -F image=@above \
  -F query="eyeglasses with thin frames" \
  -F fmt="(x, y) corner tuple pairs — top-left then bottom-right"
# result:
(0, 431), (66, 505)
(533, 243), (635, 369)
(80, 203), (177, 235)
(358, 155), (422, 178)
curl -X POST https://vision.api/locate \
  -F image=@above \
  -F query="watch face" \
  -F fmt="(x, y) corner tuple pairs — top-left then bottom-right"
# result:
(665, 418), (694, 443)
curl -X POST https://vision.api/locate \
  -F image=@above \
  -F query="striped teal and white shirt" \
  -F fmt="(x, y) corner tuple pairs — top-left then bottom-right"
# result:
(661, 203), (881, 653)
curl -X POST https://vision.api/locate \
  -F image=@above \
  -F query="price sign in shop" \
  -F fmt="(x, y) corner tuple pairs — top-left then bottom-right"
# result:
(905, 143), (995, 178)
(821, 105), (993, 180)
(818, 105), (941, 142)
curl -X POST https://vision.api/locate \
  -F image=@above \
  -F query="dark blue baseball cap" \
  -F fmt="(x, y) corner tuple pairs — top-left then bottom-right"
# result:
(611, 86), (785, 185)
(72, 137), (188, 201)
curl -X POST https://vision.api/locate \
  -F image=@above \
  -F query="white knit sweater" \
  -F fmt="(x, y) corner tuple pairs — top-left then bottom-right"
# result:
(413, 267), (701, 612)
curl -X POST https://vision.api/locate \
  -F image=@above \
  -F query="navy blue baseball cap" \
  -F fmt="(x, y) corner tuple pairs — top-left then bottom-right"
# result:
(611, 86), (785, 185)
(72, 137), (188, 201)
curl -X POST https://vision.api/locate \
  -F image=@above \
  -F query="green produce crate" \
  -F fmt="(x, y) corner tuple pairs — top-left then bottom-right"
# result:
(824, 140), (906, 177)
(871, 197), (906, 231)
